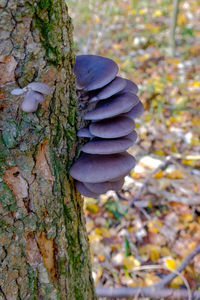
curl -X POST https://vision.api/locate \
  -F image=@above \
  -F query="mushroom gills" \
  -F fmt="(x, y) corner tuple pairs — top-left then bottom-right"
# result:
(76, 181), (100, 198)
(84, 93), (139, 121)
(85, 178), (124, 194)
(77, 128), (94, 138)
(89, 76), (126, 102)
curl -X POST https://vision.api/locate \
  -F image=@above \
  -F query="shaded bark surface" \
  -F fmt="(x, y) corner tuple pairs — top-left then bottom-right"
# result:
(0, 1), (96, 299)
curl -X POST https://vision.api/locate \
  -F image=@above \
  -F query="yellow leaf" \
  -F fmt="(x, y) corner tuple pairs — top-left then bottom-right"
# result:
(154, 150), (165, 156)
(94, 227), (110, 238)
(177, 14), (187, 26)
(98, 253), (105, 262)
(149, 248), (160, 262)
(94, 15), (100, 23)
(94, 228), (102, 235)
(128, 9), (136, 15)
(148, 201), (153, 209)
(113, 43), (121, 50)
(153, 170), (164, 179)
(139, 9), (145, 15)
(165, 258), (177, 270)
(160, 247), (171, 257)
(86, 203), (99, 213)
(192, 81), (200, 87)
(100, 227), (110, 238)
(86, 220), (94, 232)
(170, 276), (183, 288)
(170, 143), (178, 153)
(179, 213), (193, 223)
(88, 233), (102, 243)
(123, 256), (140, 270)
(111, 243), (121, 251)
(148, 219), (162, 234)
(165, 170), (184, 179)
(153, 10), (162, 17)
(192, 116), (200, 126)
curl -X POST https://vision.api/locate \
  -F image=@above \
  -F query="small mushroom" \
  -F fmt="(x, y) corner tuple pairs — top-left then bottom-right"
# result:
(21, 90), (40, 112)
(84, 93), (140, 121)
(123, 101), (144, 120)
(70, 152), (136, 183)
(89, 116), (135, 139)
(81, 135), (136, 154)
(77, 128), (94, 138)
(84, 178), (124, 194)
(27, 82), (51, 95)
(76, 181), (100, 198)
(89, 76), (126, 103)
(74, 55), (118, 91)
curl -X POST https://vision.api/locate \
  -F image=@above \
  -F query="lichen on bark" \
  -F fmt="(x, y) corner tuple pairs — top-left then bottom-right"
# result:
(0, 1), (96, 299)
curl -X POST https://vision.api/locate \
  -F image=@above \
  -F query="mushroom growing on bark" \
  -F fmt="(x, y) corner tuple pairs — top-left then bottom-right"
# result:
(69, 54), (143, 197)
(11, 82), (51, 113)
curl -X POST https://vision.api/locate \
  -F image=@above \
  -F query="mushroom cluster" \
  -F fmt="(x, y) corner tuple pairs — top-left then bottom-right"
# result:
(70, 55), (144, 198)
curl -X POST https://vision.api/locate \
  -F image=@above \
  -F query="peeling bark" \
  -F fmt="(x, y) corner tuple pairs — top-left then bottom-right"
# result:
(0, 1), (96, 299)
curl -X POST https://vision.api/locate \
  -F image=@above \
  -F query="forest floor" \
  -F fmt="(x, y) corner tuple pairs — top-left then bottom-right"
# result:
(68, 0), (200, 297)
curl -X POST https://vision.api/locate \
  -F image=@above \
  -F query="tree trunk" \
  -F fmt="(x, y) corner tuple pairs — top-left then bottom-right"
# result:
(0, 1), (96, 299)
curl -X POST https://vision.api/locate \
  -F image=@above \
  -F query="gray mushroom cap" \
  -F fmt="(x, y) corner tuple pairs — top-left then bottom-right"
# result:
(21, 90), (40, 112)
(74, 55), (118, 91)
(89, 116), (135, 139)
(84, 93), (140, 121)
(123, 101), (144, 120)
(76, 181), (100, 198)
(120, 79), (138, 95)
(81, 134), (137, 154)
(85, 178), (124, 194)
(70, 152), (136, 183)
(77, 128), (94, 138)
(27, 82), (51, 95)
(89, 76), (126, 103)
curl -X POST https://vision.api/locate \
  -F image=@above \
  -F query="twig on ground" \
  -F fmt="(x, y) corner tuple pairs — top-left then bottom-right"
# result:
(154, 243), (200, 288)
(162, 191), (200, 205)
(97, 243), (200, 299)
(96, 287), (200, 299)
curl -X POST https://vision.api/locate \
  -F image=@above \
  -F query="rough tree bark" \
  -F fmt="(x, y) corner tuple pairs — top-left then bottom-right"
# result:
(0, 0), (96, 299)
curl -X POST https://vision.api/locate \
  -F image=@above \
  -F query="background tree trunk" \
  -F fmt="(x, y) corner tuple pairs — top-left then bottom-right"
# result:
(0, 1), (96, 299)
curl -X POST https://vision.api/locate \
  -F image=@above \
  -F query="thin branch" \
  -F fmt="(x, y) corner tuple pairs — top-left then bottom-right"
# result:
(96, 287), (200, 299)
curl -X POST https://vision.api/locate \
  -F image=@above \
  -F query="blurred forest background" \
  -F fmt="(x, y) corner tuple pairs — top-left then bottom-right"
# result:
(68, 0), (200, 294)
